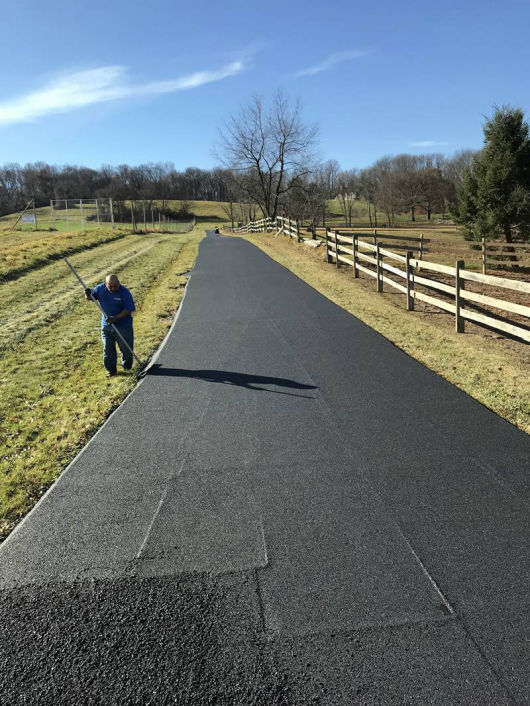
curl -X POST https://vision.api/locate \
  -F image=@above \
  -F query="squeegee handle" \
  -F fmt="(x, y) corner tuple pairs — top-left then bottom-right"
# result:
(64, 257), (88, 289)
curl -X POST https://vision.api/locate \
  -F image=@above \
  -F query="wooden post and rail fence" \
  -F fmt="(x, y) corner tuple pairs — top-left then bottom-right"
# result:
(480, 237), (530, 273)
(325, 229), (530, 342)
(229, 214), (530, 343)
(232, 217), (272, 234)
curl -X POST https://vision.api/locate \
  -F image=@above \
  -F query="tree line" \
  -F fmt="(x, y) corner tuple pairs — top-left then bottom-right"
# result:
(217, 96), (530, 242)
(215, 92), (476, 229)
(2, 94), (529, 243)
(281, 151), (477, 228)
(0, 163), (234, 217)
(0, 153), (473, 228)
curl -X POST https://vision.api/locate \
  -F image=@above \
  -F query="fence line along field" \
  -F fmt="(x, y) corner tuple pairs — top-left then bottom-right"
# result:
(0, 198), (225, 233)
(0, 206), (220, 540)
(228, 220), (530, 436)
(265, 215), (530, 342)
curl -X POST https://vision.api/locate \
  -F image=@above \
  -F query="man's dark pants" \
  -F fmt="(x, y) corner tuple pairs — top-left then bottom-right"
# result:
(101, 324), (134, 373)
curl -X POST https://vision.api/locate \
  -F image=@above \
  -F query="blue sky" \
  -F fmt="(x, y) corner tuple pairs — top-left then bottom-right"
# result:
(0, 0), (528, 171)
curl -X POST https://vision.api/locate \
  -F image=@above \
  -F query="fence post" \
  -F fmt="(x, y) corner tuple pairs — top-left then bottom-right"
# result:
(334, 230), (339, 268)
(109, 198), (115, 229)
(481, 236), (487, 274)
(296, 220), (301, 242)
(419, 233), (424, 261)
(353, 234), (359, 278)
(455, 259), (465, 333)
(406, 251), (414, 310)
(130, 202), (135, 233)
(142, 201), (147, 232)
(50, 200), (55, 229)
(80, 199), (84, 230)
(326, 229), (332, 263)
(376, 243), (383, 292)
(95, 199), (100, 225)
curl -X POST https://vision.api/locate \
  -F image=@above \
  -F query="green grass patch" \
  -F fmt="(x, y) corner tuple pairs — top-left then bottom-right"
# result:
(0, 227), (132, 282)
(0, 225), (209, 540)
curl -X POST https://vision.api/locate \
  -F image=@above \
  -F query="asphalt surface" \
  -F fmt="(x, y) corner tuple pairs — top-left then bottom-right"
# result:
(1, 230), (529, 705)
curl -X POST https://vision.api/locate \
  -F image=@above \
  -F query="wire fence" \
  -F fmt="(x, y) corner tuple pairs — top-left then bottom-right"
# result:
(1, 198), (195, 234)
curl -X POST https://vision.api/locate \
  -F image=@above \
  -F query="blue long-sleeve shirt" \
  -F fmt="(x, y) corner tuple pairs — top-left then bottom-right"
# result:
(90, 283), (135, 328)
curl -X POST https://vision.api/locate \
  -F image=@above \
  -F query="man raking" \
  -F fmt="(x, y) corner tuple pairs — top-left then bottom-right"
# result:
(85, 273), (136, 377)
(64, 258), (144, 377)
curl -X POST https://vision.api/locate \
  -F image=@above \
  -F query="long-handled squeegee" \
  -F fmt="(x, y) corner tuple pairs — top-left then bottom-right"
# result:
(64, 258), (149, 375)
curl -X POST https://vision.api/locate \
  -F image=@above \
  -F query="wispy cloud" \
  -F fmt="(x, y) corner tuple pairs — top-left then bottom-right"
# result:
(295, 50), (365, 77)
(409, 140), (448, 148)
(0, 62), (244, 126)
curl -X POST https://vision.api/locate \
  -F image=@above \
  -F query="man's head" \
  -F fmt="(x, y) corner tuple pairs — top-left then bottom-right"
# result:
(105, 274), (121, 293)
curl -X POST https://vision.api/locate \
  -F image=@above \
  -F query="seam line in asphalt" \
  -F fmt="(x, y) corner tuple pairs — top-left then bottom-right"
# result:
(458, 616), (519, 705)
(399, 534), (455, 615)
(135, 490), (168, 560)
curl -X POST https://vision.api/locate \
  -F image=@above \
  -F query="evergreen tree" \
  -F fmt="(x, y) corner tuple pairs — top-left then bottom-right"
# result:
(454, 106), (530, 242)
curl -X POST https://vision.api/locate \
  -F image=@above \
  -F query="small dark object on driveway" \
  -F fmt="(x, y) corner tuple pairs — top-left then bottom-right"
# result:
(214, 227), (219, 234)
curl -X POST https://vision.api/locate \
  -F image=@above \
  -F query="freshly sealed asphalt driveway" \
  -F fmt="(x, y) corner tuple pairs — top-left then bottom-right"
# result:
(1, 231), (529, 704)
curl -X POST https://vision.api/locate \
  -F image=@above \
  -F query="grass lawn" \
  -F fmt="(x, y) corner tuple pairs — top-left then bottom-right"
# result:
(325, 198), (451, 226)
(0, 227), (133, 282)
(0, 224), (211, 540)
(231, 230), (530, 436)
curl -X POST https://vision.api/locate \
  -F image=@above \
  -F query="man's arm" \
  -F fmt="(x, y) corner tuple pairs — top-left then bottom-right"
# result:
(106, 310), (133, 324)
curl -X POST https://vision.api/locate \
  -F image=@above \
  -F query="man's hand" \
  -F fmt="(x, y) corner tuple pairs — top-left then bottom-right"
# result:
(85, 288), (92, 299)
(106, 315), (118, 325)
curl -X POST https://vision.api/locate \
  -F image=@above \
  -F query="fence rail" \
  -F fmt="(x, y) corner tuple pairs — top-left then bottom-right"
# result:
(480, 237), (530, 273)
(325, 229), (530, 343)
(276, 217), (301, 240)
(228, 213), (529, 342)
(232, 217), (272, 234)
(309, 226), (429, 259)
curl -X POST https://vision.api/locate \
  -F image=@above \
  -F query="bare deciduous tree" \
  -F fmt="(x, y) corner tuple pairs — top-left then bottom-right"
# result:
(216, 91), (318, 221)
(321, 159), (341, 199)
(336, 170), (359, 226)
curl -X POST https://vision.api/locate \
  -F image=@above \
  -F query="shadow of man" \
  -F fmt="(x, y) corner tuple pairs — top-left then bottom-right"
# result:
(145, 365), (318, 398)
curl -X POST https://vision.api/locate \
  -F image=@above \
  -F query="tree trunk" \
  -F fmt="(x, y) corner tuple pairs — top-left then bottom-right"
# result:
(411, 205), (415, 222)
